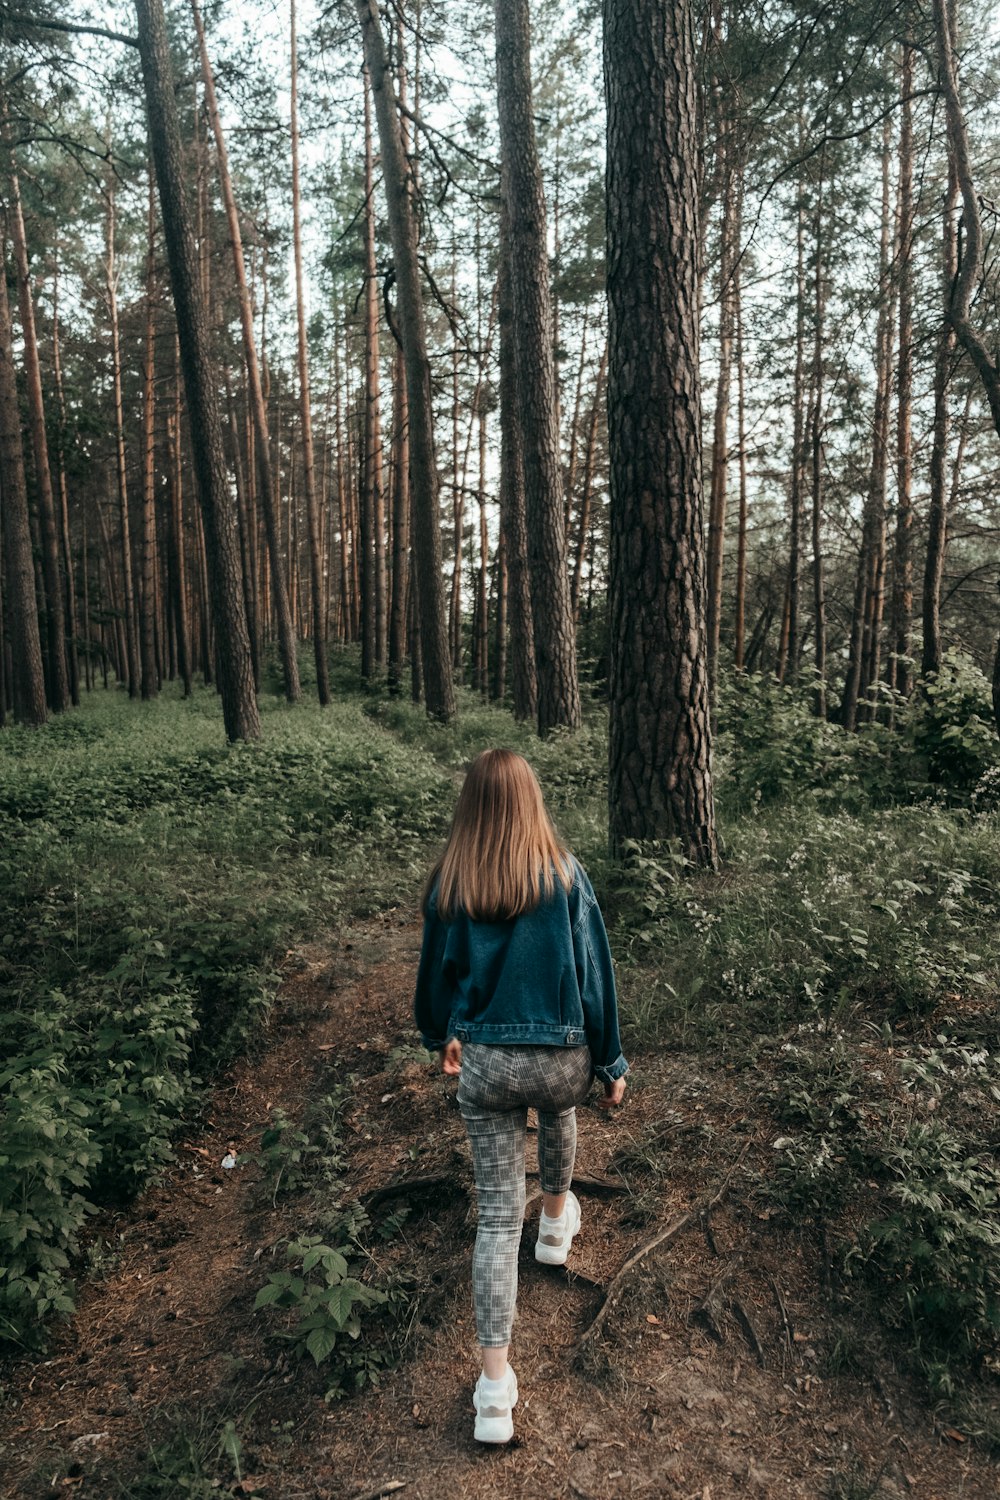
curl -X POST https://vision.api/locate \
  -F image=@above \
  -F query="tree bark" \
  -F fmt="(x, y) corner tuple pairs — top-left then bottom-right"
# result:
(571, 340), (607, 624)
(136, 0), (259, 740)
(290, 0), (330, 704)
(50, 250), (80, 705)
(7, 147), (70, 711)
(497, 197), (537, 723)
(0, 229), (47, 725)
(809, 162), (827, 717)
(888, 43), (914, 701)
(140, 170), (159, 699)
(496, 0), (580, 734)
(190, 0), (300, 703)
(604, 0), (718, 867)
(357, 0), (454, 721)
(103, 160), (141, 699)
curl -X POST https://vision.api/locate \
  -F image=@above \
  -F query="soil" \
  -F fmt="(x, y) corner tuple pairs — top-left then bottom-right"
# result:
(2, 910), (997, 1500)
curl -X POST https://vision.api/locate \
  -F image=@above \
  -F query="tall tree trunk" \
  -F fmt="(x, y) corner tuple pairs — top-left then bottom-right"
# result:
(931, 0), (1000, 731)
(0, 227), (47, 725)
(360, 70), (386, 682)
(809, 159), (828, 716)
(136, 0), (260, 740)
(571, 340), (608, 623)
(784, 179), (806, 685)
(888, 43), (914, 701)
(922, 162), (959, 683)
(290, 0), (330, 704)
(103, 161), (141, 699)
(497, 199), (537, 723)
(51, 250), (80, 705)
(190, 0), (300, 703)
(495, 0), (580, 734)
(7, 148), (69, 711)
(605, 0), (718, 867)
(706, 116), (741, 702)
(387, 28), (411, 692)
(357, 0), (454, 720)
(140, 170), (159, 699)
(733, 259), (748, 673)
(842, 117), (894, 732)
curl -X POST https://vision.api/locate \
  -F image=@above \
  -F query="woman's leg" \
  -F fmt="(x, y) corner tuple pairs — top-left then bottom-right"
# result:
(458, 1048), (527, 1360)
(534, 1047), (592, 1215)
(462, 1098), (526, 1356)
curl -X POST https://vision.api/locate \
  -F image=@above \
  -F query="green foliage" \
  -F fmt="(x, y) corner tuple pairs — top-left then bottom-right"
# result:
(254, 1233), (387, 1399)
(848, 1123), (1000, 1369)
(0, 689), (450, 1348)
(116, 1409), (254, 1499)
(911, 651), (1000, 793)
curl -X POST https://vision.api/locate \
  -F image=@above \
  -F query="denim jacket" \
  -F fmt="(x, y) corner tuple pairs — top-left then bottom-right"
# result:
(414, 857), (629, 1085)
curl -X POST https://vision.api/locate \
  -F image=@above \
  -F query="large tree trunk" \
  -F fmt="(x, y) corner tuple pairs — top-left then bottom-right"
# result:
(290, 0), (330, 704)
(7, 150), (70, 711)
(604, 0), (718, 867)
(0, 228), (47, 726)
(357, 0), (454, 721)
(922, 157), (959, 684)
(495, 0), (580, 734)
(136, 0), (259, 741)
(190, 0), (300, 704)
(497, 198), (537, 723)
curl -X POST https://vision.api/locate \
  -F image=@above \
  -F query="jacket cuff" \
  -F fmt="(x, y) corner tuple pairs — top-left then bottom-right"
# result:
(420, 1034), (445, 1052)
(593, 1054), (629, 1085)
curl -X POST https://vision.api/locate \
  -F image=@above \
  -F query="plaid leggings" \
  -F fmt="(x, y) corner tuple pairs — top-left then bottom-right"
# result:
(457, 1042), (593, 1347)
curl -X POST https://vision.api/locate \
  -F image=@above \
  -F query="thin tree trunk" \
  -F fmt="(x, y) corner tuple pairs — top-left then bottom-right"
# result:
(495, 0), (580, 734)
(888, 43), (914, 701)
(571, 340), (607, 623)
(136, 0), (259, 740)
(190, 0), (300, 704)
(843, 117), (894, 731)
(103, 160), (141, 699)
(7, 145), (69, 711)
(605, 0), (718, 866)
(497, 198), (536, 723)
(51, 250), (80, 706)
(290, 0), (330, 703)
(733, 260), (748, 673)
(140, 170), (159, 699)
(809, 161), (828, 717)
(0, 223), (47, 725)
(784, 177), (806, 686)
(357, 0), (454, 720)
(706, 125), (741, 701)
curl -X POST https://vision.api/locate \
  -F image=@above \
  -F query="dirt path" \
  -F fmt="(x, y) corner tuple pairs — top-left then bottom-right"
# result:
(3, 914), (996, 1500)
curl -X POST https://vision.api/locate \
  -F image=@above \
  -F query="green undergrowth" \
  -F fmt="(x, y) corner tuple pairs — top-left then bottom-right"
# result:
(0, 683), (451, 1350)
(3, 657), (1000, 1412)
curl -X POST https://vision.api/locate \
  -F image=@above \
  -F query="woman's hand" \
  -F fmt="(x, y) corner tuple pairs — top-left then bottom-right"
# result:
(442, 1038), (463, 1075)
(597, 1075), (627, 1109)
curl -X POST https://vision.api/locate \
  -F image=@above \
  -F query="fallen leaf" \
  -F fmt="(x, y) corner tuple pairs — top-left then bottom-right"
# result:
(943, 1427), (966, 1443)
(645, 1315), (660, 1325)
(793, 1331), (810, 1343)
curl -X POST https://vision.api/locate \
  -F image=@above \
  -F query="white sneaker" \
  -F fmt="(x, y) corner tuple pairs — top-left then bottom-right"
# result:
(535, 1190), (581, 1266)
(473, 1365), (519, 1444)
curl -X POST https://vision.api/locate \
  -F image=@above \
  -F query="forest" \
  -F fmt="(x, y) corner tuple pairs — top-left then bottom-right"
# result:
(1, 0), (1000, 1494)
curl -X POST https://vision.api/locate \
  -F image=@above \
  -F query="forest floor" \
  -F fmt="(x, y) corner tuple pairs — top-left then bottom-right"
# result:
(4, 908), (998, 1500)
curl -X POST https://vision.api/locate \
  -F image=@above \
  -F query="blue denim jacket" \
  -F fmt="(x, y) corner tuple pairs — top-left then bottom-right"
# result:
(414, 857), (629, 1085)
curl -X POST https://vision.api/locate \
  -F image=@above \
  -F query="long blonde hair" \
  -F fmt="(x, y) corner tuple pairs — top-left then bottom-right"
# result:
(425, 749), (573, 921)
